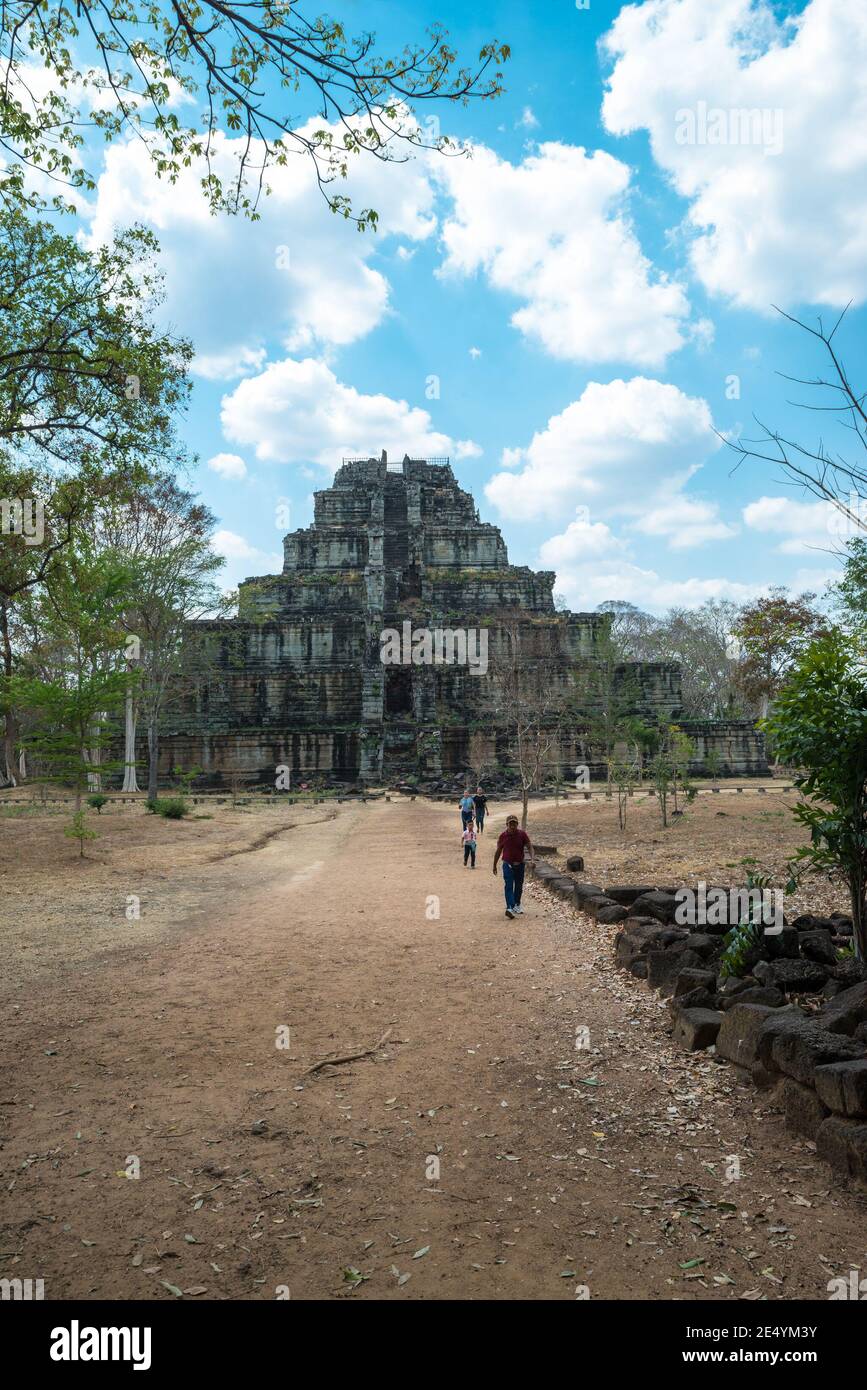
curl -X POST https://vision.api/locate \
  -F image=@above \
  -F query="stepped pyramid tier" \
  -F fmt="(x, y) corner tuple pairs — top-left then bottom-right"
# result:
(160, 453), (768, 787)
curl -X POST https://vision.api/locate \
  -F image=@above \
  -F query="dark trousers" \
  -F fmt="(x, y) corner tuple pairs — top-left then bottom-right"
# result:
(502, 860), (525, 909)
(461, 810), (474, 829)
(475, 810), (485, 833)
(463, 844), (476, 866)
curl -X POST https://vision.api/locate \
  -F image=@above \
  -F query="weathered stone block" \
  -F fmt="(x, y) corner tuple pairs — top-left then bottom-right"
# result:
(547, 876), (578, 900)
(659, 928), (692, 948)
(669, 986), (717, 1014)
(716, 1003), (782, 1069)
(814, 1060), (867, 1118)
(565, 855), (585, 872)
(791, 913), (837, 932)
(687, 933), (724, 960)
(572, 882), (605, 902)
(819, 982), (867, 1036)
(674, 967), (717, 997)
(767, 1020), (867, 1085)
(673, 1008), (723, 1051)
(831, 958), (867, 988)
(614, 920), (667, 971)
(532, 861), (559, 881)
(816, 1116), (867, 1184)
(718, 974), (758, 999)
(776, 1077), (829, 1139)
(603, 885), (655, 905)
(719, 985), (784, 1010)
(763, 927), (801, 961)
(630, 890), (679, 924)
(595, 902), (629, 925)
(752, 958), (829, 993)
(646, 947), (702, 996)
(798, 930), (839, 966)
(577, 894), (615, 919)
(829, 912), (853, 937)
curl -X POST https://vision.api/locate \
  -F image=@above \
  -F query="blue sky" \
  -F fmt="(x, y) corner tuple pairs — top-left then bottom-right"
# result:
(70, 0), (867, 608)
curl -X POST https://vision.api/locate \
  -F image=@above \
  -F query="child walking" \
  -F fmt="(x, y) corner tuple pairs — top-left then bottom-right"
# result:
(462, 818), (477, 868)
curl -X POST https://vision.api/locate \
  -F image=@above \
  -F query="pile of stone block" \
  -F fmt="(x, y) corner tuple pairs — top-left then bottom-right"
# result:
(615, 903), (867, 1185)
(714, 995), (867, 1183)
(529, 854), (867, 1185)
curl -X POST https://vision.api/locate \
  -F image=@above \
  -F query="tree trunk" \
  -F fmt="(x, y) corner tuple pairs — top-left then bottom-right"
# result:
(1, 713), (16, 787)
(0, 601), (18, 786)
(851, 879), (866, 962)
(147, 719), (159, 801)
(122, 688), (140, 792)
(87, 729), (102, 792)
(18, 747), (26, 780)
(521, 783), (529, 830)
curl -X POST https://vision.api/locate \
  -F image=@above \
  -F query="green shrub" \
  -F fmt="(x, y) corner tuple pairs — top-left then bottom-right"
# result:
(87, 794), (109, 813)
(153, 797), (189, 820)
(766, 628), (867, 959)
(718, 919), (763, 980)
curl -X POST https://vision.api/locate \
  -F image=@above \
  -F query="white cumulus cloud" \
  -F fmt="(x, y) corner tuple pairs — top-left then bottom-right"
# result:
(194, 347), (267, 382)
(631, 496), (738, 549)
(601, 0), (867, 310)
(220, 357), (455, 471)
(487, 376), (718, 521)
(207, 452), (248, 481)
(455, 439), (483, 459)
(538, 515), (758, 611)
(436, 141), (691, 367)
(83, 119), (437, 358)
(742, 494), (844, 553)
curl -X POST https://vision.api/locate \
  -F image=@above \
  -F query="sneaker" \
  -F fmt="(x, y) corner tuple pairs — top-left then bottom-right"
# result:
(513, 905), (523, 914)
(505, 908), (515, 918)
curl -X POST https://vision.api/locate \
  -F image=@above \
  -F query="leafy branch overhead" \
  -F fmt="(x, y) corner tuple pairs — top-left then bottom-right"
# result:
(0, 205), (192, 468)
(0, 1), (510, 218)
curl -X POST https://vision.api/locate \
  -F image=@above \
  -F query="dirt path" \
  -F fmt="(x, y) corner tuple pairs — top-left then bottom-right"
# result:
(2, 799), (865, 1300)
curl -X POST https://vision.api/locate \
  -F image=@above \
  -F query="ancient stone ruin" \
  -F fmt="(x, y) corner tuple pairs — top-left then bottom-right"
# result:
(529, 853), (867, 1185)
(161, 453), (768, 787)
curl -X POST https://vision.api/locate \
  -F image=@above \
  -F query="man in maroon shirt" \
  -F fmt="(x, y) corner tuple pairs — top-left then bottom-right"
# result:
(493, 815), (534, 919)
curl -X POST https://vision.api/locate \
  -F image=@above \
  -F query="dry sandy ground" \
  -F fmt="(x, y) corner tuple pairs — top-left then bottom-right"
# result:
(530, 785), (852, 922)
(1, 793), (865, 1301)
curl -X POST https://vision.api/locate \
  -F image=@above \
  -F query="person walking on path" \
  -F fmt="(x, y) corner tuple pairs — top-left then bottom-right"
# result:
(493, 815), (534, 919)
(459, 790), (475, 829)
(473, 788), (488, 833)
(462, 819), (477, 868)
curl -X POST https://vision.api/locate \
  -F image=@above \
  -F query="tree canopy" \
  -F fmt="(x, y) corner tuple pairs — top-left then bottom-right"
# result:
(1, 1), (509, 218)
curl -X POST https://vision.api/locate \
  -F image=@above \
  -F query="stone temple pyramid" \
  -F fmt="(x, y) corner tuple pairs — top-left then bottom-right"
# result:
(161, 453), (767, 787)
